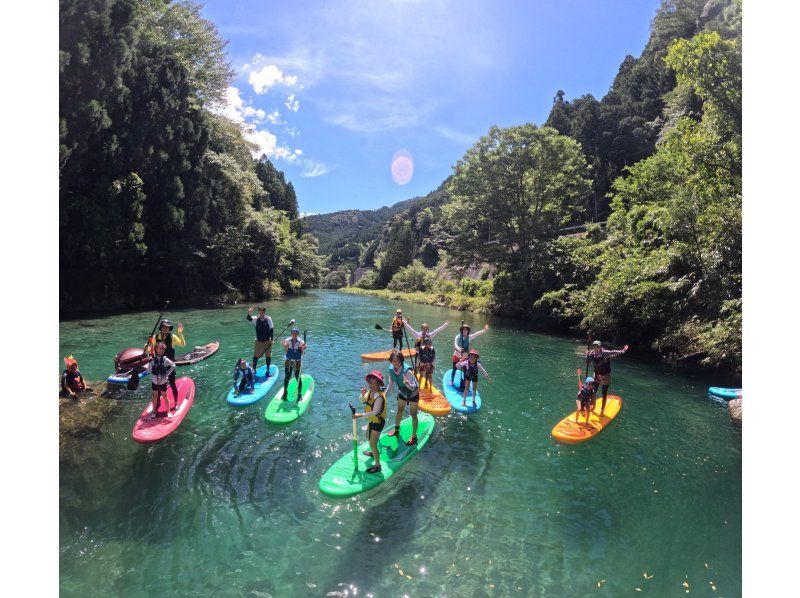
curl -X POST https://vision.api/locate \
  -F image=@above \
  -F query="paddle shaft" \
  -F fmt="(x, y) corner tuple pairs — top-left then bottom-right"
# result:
(144, 300), (170, 350)
(255, 318), (295, 362)
(350, 403), (358, 471)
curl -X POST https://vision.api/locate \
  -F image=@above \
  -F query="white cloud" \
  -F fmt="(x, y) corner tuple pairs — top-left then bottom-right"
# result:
(249, 64), (299, 94)
(434, 125), (475, 145)
(285, 93), (300, 112)
(301, 160), (330, 178)
(266, 109), (282, 125)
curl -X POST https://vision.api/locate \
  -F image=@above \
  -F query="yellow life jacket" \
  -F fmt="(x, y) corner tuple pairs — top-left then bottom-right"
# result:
(363, 390), (387, 424)
(391, 316), (404, 332)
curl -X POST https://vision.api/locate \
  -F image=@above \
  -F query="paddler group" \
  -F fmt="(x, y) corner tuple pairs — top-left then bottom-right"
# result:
(60, 302), (631, 485)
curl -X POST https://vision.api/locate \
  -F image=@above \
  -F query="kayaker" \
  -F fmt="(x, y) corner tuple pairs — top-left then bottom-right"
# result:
(417, 337), (436, 390)
(150, 319), (185, 400)
(451, 323), (490, 385)
(403, 319), (449, 349)
(247, 306), (274, 375)
(455, 349), (491, 408)
(576, 376), (597, 423)
(281, 327), (306, 399)
(353, 370), (387, 474)
(146, 342), (177, 419)
(232, 358), (256, 396)
(390, 309), (405, 349)
(386, 349), (421, 445)
(61, 355), (86, 398)
(585, 340), (629, 413)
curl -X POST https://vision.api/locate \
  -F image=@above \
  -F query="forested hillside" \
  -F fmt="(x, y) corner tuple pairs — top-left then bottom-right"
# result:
(59, 0), (322, 314)
(334, 0), (742, 372)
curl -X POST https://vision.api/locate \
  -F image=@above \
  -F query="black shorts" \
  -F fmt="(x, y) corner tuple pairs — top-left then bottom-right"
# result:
(580, 397), (594, 410)
(398, 392), (419, 404)
(463, 371), (479, 383)
(152, 382), (168, 392)
(368, 420), (385, 434)
(392, 330), (403, 340)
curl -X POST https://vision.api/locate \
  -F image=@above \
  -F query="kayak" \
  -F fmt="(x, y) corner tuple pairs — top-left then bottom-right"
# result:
(416, 374), (451, 416)
(264, 374), (315, 424)
(131, 377), (195, 443)
(551, 394), (622, 444)
(107, 368), (148, 385)
(441, 369), (482, 414)
(361, 348), (416, 362)
(174, 341), (220, 366)
(319, 411), (435, 498)
(708, 386), (741, 400)
(226, 365), (279, 406)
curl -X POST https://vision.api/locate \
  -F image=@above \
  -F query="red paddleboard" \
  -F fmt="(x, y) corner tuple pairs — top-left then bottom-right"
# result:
(132, 377), (196, 443)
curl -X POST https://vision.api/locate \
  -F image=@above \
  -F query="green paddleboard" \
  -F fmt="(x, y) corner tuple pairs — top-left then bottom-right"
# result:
(264, 374), (315, 424)
(319, 411), (435, 498)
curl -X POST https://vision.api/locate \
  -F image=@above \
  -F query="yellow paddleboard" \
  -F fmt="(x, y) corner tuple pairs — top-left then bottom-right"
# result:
(551, 395), (622, 443)
(416, 374), (451, 416)
(360, 348), (416, 362)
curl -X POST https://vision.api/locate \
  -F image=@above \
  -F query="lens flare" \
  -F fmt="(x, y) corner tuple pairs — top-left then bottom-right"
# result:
(391, 150), (414, 185)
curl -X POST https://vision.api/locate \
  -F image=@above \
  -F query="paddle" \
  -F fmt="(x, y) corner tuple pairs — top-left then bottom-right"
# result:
(127, 300), (170, 390)
(145, 300), (171, 350)
(349, 403), (359, 472)
(401, 319), (418, 371)
(293, 330), (308, 404)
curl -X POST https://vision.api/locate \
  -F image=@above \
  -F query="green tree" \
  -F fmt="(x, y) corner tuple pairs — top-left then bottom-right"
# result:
(375, 221), (415, 287)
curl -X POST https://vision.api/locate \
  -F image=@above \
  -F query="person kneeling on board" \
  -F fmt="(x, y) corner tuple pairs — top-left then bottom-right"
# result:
(353, 370), (388, 474)
(576, 376), (597, 424)
(146, 343), (176, 419)
(233, 358), (256, 396)
(281, 327), (306, 400)
(61, 355), (86, 399)
(386, 349), (421, 445)
(455, 349), (492, 408)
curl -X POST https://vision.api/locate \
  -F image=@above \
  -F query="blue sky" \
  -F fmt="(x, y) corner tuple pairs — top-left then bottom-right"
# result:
(202, 0), (662, 215)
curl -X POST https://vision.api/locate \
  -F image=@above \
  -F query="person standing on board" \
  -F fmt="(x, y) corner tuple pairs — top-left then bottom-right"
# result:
(353, 370), (388, 474)
(247, 306), (274, 376)
(455, 349), (492, 408)
(386, 349), (421, 445)
(150, 319), (185, 400)
(281, 327), (306, 399)
(146, 342), (177, 418)
(390, 309), (405, 349)
(585, 339), (629, 413)
(575, 376), (597, 423)
(450, 323), (490, 385)
(403, 319), (449, 350)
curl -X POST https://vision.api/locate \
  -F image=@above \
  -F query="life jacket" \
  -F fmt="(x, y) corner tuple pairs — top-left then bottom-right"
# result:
(463, 359), (481, 378)
(235, 364), (255, 384)
(391, 316), (404, 332)
(456, 333), (470, 353)
(63, 369), (85, 392)
(255, 317), (273, 342)
(419, 347), (435, 363)
(415, 330), (433, 349)
(363, 390), (387, 424)
(151, 355), (171, 378)
(285, 337), (303, 360)
(578, 385), (596, 401)
(388, 363), (418, 395)
(587, 351), (612, 375)
(156, 332), (175, 360)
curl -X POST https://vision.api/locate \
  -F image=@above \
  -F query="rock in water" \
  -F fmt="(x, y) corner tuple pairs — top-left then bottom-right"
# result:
(728, 397), (742, 421)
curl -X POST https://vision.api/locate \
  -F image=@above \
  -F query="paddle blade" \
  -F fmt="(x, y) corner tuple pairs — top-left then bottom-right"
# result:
(374, 323), (383, 330)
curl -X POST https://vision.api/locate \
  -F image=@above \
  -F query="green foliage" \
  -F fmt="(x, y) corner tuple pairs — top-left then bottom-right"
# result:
(321, 268), (350, 289)
(59, 0), (321, 311)
(387, 261), (435, 292)
(376, 221), (415, 287)
(355, 270), (379, 290)
(459, 278), (493, 298)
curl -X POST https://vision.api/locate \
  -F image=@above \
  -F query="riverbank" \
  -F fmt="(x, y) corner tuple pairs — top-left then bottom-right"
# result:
(339, 286), (492, 313)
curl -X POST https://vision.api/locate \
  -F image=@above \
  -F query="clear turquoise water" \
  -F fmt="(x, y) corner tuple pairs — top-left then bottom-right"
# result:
(59, 290), (741, 596)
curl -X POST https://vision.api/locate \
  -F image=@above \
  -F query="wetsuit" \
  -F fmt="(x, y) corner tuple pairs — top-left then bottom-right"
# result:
(418, 346), (436, 374)
(247, 313), (274, 371)
(282, 336), (306, 396)
(451, 327), (488, 384)
(154, 330), (184, 399)
(61, 369), (85, 394)
(585, 348), (625, 407)
(391, 316), (404, 349)
(233, 363), (256, 393)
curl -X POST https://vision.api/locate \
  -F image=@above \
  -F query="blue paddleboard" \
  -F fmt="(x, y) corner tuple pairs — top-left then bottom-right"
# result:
(441, 369), (482, 414)
(226, 365), (279, 406)
(708, 386), (741, 401)
(107, 369), (149, 385)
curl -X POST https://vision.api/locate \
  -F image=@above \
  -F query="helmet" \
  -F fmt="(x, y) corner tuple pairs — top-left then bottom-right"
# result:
(468, 349), (479, 358)
(365, 370), (384, 385)
(64, 355), (78, 368)
(585, 376), (595, 384)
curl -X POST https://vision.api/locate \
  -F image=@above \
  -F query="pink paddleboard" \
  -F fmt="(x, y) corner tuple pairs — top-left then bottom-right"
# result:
(132, 377), (196, 443)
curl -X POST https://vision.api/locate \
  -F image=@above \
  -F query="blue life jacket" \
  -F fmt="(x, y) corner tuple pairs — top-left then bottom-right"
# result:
(286, 337), (303, 360)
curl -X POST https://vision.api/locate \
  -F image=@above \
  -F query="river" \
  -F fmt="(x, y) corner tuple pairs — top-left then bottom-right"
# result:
(59, 290), (741, 596)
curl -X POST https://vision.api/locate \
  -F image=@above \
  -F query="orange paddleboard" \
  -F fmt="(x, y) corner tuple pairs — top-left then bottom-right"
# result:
(416, 374), (451, 416)
(551, 394), (622, 443)
(360, 348), (416, 362)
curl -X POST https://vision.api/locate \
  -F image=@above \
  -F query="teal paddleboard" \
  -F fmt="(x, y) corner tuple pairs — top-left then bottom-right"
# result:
(264, 374), (315, 423)
(319, 411), (435, 498)
(441, 369), (482, 414)
(708, 386), (741, 400)
(226, 365), (279, 406)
